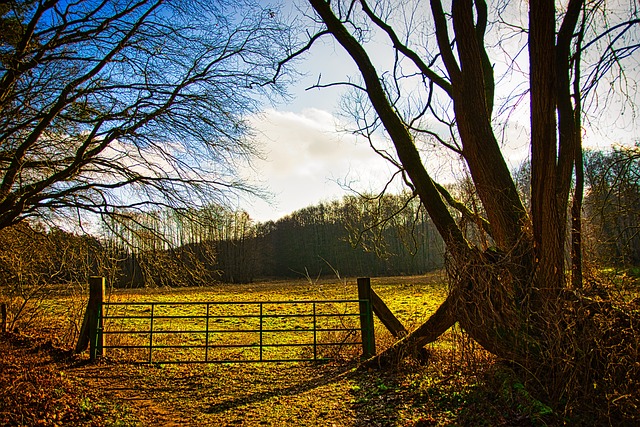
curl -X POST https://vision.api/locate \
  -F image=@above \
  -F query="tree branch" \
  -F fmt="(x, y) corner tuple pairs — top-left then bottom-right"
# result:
(309, 0), (469, 257)
(359, 0), (452, 96)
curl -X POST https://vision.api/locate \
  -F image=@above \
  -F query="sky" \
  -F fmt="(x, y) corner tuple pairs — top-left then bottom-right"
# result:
(237, 36), (398, 223)
(236, 2), (640, 224)
(242, 108), (393, 222)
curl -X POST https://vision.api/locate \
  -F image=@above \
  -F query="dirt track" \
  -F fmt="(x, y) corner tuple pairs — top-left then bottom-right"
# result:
(2, 333), (446, 426)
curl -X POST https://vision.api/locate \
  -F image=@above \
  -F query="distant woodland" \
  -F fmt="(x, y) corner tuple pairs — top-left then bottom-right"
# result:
(0, 146), (637, 289)
(0, 191), (444, 288)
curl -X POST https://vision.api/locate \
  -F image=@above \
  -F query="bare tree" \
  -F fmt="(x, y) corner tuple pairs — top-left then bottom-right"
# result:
(0, 222), (102, 334)
(0, 0), (292, 229)
(585, 144), (640, 265)
(297, 0), (640, 419)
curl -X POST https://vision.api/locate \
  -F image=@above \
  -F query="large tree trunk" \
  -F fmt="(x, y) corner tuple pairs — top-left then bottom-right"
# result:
(309, 0), (542, 365)
(364, 248), (540, 371)
(307, 0), (640, 419)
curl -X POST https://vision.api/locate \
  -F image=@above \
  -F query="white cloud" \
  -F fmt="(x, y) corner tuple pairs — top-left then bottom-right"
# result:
(242, 108), (394, 222)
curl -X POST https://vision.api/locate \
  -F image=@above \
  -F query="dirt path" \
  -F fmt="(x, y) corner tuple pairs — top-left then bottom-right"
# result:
(71, 365), (182, 426)
(2, 332), (535, 426)
(2, 333), (373, 426)
(69, 360), (362, 426)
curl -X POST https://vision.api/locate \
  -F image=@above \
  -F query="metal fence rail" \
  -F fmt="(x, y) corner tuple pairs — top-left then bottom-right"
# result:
(100, 299), (370, 364)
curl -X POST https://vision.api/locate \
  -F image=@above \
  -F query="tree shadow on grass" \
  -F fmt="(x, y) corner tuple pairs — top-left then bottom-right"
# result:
(202, 361), (424, 426)
(203, 362), (358, 414)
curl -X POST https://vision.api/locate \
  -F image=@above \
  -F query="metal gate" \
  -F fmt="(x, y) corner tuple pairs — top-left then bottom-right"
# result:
(100, 299), (371, 364)
(76, 277), (377, 364)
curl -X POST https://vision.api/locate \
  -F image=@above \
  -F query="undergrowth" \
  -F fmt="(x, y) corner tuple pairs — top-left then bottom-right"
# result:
(0, 334), (138, 427)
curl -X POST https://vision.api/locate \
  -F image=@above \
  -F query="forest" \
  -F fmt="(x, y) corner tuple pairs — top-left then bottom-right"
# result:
(1, 145), (638, 292)
(1, 0), (640, 424)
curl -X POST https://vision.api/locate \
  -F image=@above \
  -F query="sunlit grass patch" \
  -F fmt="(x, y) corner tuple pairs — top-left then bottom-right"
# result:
(26, 274), (451, 364)
(99, 291), (370, 363)
(60, 275), (446, 365)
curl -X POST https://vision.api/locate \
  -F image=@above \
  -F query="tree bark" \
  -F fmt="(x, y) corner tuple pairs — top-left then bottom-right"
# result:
(450, 0), (527, 251)
(529, 0), (566, 294)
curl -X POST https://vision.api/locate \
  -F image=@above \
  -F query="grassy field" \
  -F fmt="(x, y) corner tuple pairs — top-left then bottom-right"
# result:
(93, 273), (450, 364)
(1, 273), (561, 426)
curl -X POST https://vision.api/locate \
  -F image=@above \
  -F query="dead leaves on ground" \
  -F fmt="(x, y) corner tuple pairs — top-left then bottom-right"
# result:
(1, 332), (555, 426)
(0, 334), (136, 427)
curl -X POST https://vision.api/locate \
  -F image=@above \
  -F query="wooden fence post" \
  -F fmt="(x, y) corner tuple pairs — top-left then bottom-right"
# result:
(1, 303), (6, 334)
(370, 289), (408, 339)
(357, 277), (376, 358)
(75, 276), (105, 361)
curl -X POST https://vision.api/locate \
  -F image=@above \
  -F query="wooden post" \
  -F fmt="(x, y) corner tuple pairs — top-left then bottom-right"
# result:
(370, 290), (408, 338)
(1, 303), (6, 334)
(75, 276), (105, 361)
(357, 277), (376, 358)
(89, 276), (105, 361)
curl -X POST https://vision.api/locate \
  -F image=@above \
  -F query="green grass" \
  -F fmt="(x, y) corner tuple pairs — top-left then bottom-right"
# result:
(4, 272), (582, 426)
(38, 272), (451, 364)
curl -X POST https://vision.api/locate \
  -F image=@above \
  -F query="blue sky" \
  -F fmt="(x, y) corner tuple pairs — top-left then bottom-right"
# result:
(238, 2), (640, 223)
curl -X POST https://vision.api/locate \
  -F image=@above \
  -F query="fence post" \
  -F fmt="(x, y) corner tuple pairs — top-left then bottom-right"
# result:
(370, 289), (408, 338)
(357, 277), (376, 358)
(1, 303), (6, 334)
(76, 276), (105, 361)
(88, 277), (105, 361)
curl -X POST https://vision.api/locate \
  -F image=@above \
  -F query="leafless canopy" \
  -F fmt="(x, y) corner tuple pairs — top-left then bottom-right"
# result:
(0, 0), (292, 229)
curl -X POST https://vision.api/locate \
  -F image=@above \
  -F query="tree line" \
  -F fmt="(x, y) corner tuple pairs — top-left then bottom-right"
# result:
(0, 191), (445, 288)
(0, 145), (637, 290)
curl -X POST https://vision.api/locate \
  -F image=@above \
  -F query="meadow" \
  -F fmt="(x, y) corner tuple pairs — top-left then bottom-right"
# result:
(1, 273), (562, 426)
(94, 273), (450, 364)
